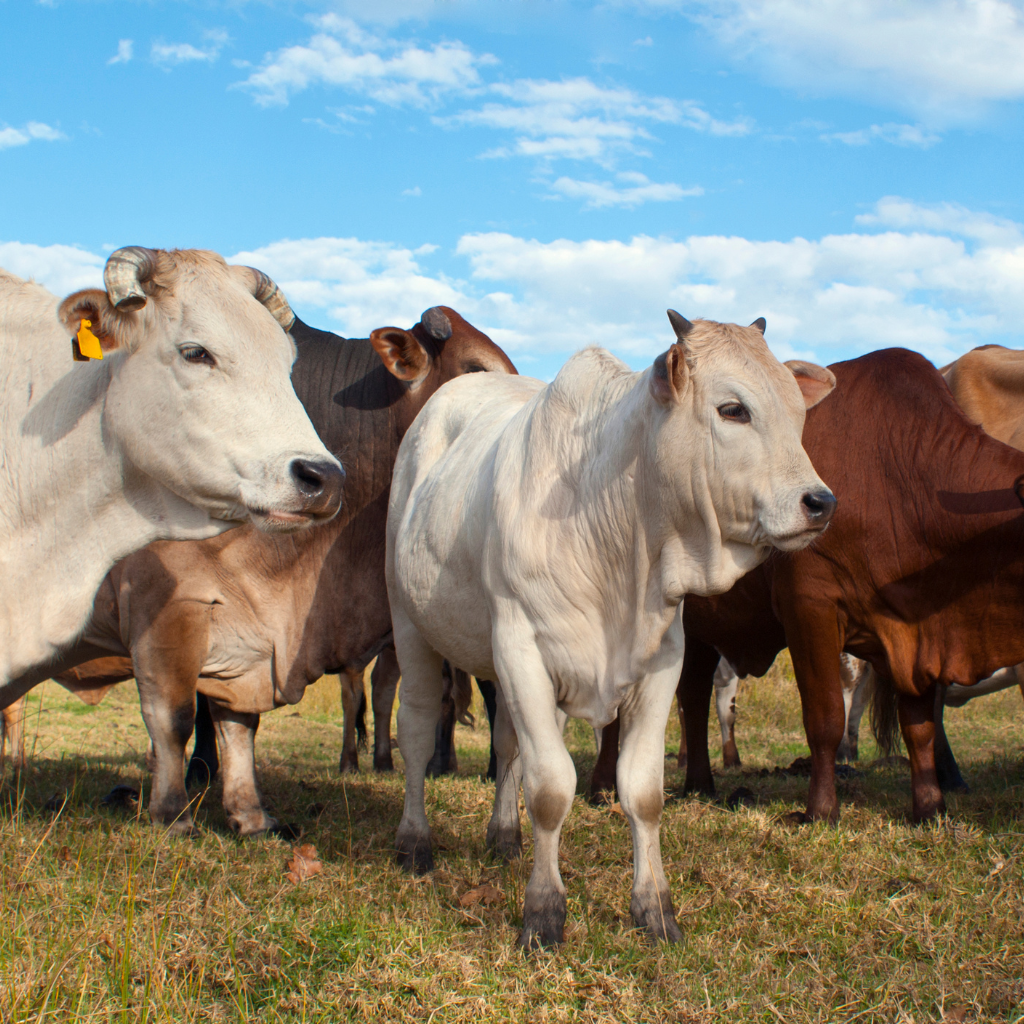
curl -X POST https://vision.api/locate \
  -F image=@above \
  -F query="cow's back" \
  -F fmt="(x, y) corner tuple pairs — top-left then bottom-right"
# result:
(389, 372), (543, 677)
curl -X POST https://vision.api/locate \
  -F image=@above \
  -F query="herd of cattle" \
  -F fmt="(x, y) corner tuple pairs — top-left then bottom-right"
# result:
(1, 246), (1023, 949)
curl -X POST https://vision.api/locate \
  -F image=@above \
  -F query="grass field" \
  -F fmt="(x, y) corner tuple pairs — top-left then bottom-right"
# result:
(2, 657), (1023, 1023)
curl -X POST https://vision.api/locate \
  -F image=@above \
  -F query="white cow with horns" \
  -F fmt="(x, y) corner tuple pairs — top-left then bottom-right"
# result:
(387, 311), (837, 948)
(0, 246), (343, 701)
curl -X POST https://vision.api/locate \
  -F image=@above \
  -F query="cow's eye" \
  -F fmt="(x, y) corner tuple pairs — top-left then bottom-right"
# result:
(463, 362), (487, 373)
(181, 345), (215, 367)
(718, 402), (750, 424)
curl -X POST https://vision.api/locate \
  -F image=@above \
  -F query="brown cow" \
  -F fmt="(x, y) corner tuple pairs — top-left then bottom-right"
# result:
(20, 308), (515, 834)
(593, 348), (1024, 823)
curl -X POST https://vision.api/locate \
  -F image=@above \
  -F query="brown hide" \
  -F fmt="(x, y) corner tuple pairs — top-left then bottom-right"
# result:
(594, 348), (1024, 823)
(42, 307), (515, 832)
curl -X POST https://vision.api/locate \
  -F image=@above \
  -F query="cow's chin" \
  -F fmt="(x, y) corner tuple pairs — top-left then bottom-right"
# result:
(767, 523), (829, 552)
(245, 506), (324, 532)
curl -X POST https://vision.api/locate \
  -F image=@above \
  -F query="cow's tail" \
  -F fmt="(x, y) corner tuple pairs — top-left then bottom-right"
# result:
(868, 666), (903, 756)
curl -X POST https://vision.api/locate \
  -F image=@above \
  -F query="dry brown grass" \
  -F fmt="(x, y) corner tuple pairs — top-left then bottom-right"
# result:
(1, 657), (1023, 1023)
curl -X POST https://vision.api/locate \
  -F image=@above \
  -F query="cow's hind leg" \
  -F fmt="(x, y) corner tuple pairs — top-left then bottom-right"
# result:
(394, 622), (445, 874)
(338, 666), (363, 773)
(933, 685), (968, 793)
(486, 683), (523, 860)
(679, 638), (721, 797)
(1, 698), (26, 770)
(477, 679), (498, 781)
(589, 715), (619, 802)
(715, 665), (741, 768)
(208, 704), (279, 836)
(617, 666), (683, 943)
(372, 646), (400, 772)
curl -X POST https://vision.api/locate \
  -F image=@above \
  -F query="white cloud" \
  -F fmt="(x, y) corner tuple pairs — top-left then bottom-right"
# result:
(855, 195), (1023, 245)
(0, 122), (65, 151)
(152, 30), (228, 68)
(444, 77), (750, 164)
(239, 16), (492, 107)
(673, 0), (1024, 118)
(822, 123), (940, 147)
(0, 241), (103, 295)
(401, 185), (422, 196)
(549, 172), (702, 208)
(228, 237), (469, 337)
(108, 39), (133, 66)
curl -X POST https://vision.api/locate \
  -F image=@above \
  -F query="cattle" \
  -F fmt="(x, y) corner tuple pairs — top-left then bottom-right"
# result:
(19, 308), (514, 835)
(593, 348), (1024, 824)
(387, 312), (837, 948)
(0, 248), (342, 707)
(670, 653), (868, 775)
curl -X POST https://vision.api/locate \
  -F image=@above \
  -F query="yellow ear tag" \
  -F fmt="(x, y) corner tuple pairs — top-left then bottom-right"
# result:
(75, 319), (104, 360)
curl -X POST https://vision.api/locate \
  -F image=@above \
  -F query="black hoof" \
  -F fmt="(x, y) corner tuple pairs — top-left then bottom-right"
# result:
(519, 892), (566, 950)
(396, 839), (434, 875)
(631, 890), (682, 943)
(486, 826), (522, 862)
(101, 785), (140, 811)
(338, 758), (359, 774)
(373, 756), (395, 773)
(726, 786), (756, 809)
(269, 823), (302, 841)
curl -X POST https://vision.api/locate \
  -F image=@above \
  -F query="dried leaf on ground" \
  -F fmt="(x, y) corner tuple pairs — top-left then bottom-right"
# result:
(459, 883), (503, 908)
(284, 843), (323, 884)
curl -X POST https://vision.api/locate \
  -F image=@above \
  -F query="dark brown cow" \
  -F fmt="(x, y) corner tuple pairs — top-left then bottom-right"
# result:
(28, 308), (515, 834)
(593, 348), (1024, 823)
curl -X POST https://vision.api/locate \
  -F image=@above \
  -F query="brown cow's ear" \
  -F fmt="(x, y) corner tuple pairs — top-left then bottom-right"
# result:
(785, 359), (836, 409)
(57, 289), (124, 354)
(650, 342), (689, 405)
(370, 326), (431, 385)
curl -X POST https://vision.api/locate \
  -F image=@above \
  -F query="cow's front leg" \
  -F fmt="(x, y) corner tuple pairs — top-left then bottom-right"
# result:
(785, 607), (845, 823)
(486, 682), (523, 860)
(371, 646), (400, 772)
(494, 642), (576, 950)
(208, 703), (278, 836)
(617, 668), (683, 943)
(394, 619), (445, 874)
(134, 613), (208, 835)
(899, 683), (945, 822)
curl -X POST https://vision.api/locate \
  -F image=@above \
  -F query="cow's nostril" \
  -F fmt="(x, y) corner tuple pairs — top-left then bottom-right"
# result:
(290, 458), (345, 503)
(801, 490), (837, 523)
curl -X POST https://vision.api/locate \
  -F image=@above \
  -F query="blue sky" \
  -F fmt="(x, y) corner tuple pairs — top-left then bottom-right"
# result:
(3, 0), (1024, 377)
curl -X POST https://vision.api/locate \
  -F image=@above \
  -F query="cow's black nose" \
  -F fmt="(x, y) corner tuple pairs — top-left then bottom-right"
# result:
(801, 489), (837, 524)
(290, 458), (345, 516)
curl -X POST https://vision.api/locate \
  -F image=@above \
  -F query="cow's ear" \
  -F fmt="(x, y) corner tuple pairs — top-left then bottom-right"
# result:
(370, 327), (431, 385)
(650, 343), (689, 405)
(785, 360), (836, 409)
(57, 289), (125, 354)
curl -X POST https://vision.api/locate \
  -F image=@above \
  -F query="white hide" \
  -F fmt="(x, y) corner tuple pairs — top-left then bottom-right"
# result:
(0, 255), (340, 695)
(387, 319), (835, 945)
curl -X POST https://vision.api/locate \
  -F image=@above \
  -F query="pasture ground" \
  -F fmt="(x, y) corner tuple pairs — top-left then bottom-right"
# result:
(1, 658), (1023, 1023)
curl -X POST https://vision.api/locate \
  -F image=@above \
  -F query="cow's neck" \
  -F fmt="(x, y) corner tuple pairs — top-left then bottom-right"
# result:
(531, 358), (745, 675)
(0, 348), (226, 694)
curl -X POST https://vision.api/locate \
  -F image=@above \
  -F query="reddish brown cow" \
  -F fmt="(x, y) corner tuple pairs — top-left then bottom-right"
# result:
(593, 348), (1024, 823)
(22, 308), (515, 834)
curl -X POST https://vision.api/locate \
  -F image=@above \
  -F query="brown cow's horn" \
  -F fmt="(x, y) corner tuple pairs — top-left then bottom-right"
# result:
(103, 246), (159, 312)
(750, 317), (767, 334)
(666, 309), (693, 340)
(421, 306), (452, 342)
(246, 267), (295, 332)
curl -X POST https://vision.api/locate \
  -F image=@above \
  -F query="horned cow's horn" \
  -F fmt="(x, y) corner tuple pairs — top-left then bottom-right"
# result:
(103, 246), (159, 312)
(246, 267), (295, 332)
(420, 306), (452, 342)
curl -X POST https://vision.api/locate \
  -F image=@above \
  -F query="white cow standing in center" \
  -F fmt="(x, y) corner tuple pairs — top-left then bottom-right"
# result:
(386, 312), (837, 948)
